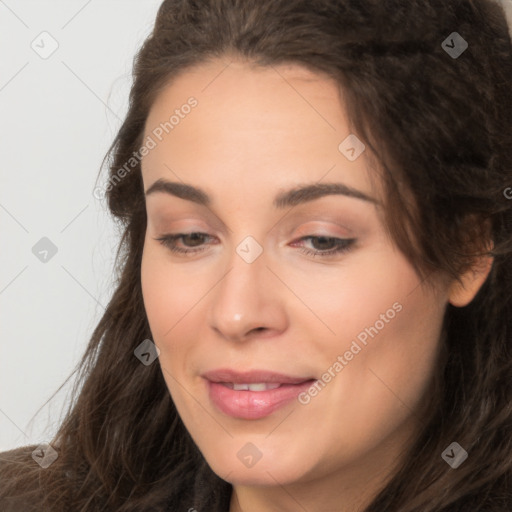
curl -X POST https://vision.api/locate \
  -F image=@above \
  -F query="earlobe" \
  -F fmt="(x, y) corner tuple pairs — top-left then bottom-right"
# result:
(448, 253), (494, 307)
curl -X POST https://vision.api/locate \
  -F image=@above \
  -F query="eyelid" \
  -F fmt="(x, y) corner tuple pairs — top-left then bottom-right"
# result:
(155, 231), (357, 260)
(292, 222), (353, 239)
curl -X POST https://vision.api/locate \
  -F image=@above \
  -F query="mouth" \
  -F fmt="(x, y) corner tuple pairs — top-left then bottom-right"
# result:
(202, 369), (317, 420)
(221, 382), (283, 391)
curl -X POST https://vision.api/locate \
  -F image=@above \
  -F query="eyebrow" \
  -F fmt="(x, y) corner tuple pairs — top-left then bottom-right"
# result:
(144, 178), (378, 208)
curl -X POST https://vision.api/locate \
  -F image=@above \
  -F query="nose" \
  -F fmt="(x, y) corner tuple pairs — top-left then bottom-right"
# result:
(207, 241), (288, 343)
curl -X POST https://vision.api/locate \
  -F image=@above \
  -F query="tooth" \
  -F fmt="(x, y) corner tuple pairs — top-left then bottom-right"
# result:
(247, 383), (267, 391)
(231, 383), (281, 391)
(233, 383), (250, 391)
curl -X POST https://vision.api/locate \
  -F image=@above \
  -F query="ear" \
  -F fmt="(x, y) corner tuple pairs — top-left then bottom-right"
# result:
(448, 252), (494, 307)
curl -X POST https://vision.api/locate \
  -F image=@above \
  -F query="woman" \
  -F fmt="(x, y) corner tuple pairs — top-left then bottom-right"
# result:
(1, 0), (511, 510)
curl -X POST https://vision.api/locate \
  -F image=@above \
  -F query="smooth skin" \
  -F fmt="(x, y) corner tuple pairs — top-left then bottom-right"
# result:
(139, 57), (492, 512)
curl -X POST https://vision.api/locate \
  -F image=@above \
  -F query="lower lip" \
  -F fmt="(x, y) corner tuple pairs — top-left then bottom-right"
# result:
(206, 379), (316, 420)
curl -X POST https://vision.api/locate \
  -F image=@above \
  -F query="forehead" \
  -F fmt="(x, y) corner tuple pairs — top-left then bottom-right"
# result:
(141, 58), (381, 201)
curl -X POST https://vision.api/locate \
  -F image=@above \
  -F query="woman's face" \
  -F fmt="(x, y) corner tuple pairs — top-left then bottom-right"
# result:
(140, 58), (451, 493)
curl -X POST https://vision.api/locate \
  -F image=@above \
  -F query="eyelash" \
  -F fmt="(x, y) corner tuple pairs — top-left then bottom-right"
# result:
(154, 233), (356, 258)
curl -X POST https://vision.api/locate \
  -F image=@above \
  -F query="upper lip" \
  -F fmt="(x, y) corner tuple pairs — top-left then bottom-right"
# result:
(202, 368), (315, 385)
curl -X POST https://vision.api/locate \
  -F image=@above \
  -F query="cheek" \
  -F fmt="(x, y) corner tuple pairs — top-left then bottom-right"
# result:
(140, 244), (204, 342)
(140, 242), (219, 402)
(289, 242), (419, 358)
(140, 246), (200, 406)
(347, 253), (446, 391)
(328, 286), (444, 438)
(308, 246), (446, 432)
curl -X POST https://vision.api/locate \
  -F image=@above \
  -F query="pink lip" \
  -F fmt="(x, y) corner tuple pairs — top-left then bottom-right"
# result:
(202, 368), (316, 420)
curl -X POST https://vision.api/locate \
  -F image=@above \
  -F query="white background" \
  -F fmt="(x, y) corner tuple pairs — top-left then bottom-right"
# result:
(0, 0), (163, 452)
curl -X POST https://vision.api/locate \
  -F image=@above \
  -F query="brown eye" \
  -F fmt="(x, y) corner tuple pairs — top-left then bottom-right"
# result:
(154, 232), (215, 255)
(180, 233), (208, 247)
(291, 236), (356, 258)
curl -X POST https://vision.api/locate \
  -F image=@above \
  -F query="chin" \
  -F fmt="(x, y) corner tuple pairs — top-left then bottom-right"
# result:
(204, 445), (313, 487)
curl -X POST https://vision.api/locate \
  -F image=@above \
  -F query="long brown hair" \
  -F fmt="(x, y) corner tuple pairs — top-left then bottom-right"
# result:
(1, 1), (511, 510)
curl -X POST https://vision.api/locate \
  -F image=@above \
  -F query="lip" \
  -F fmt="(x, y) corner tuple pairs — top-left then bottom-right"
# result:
(202, 368), (317, 420)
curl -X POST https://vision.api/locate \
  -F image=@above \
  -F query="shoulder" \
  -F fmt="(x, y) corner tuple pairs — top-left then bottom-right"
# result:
(0, 444), (40, 477)
(0, 444), (42, 512)
(0, 444), (39, 464)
